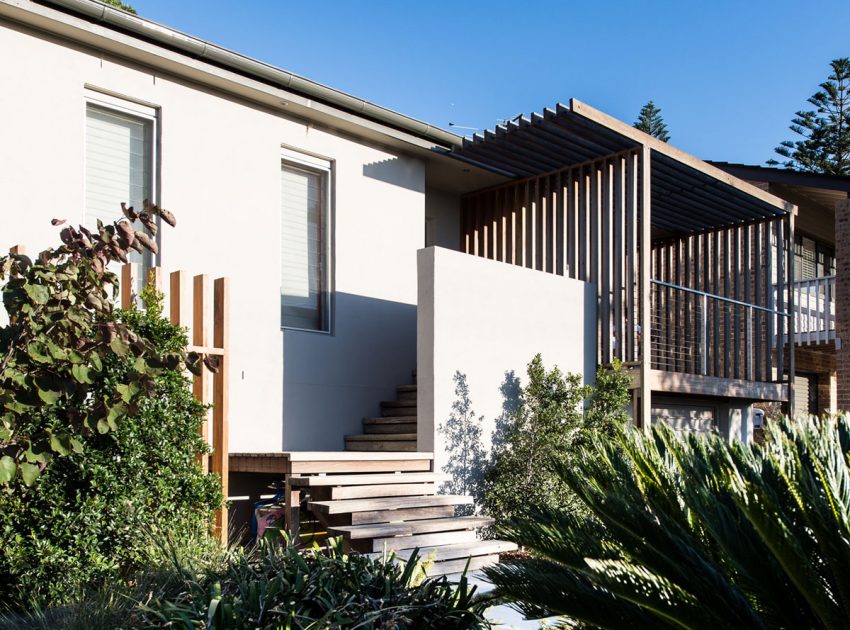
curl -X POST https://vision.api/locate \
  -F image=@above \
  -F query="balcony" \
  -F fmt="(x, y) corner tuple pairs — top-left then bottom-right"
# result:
(786, 275), (835, 345)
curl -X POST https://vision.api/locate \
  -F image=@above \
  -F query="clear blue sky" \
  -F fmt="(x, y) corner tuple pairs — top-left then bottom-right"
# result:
(133, 0), (850, 165)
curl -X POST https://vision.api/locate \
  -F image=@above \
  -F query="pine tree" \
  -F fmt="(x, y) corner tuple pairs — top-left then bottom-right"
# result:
(770, 58), (850, 175)
(634, 100), (670, 142)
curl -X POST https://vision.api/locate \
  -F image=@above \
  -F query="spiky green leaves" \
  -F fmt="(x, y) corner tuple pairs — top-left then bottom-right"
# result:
(486, 417), (850, 628)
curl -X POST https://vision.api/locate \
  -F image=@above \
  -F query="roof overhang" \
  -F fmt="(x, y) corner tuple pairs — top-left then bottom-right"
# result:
(452, 99), (797, 234)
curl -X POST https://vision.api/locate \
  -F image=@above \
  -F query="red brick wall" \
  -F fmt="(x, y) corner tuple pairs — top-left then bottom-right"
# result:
(835, 199), (850, 411)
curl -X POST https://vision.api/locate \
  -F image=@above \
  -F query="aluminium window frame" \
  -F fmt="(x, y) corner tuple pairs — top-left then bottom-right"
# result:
(279, 146), (335, 335)
(82, 87), (161, 265)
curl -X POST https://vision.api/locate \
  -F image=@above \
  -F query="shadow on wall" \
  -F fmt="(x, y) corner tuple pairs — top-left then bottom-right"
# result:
(362, 158), (425, 193)
(282, 292), (416, 451)
(438, 370), (523, 514)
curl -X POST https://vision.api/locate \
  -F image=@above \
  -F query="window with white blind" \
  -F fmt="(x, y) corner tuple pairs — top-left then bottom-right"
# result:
(85, 103), (154, 268)
(281, 160), (330, 331)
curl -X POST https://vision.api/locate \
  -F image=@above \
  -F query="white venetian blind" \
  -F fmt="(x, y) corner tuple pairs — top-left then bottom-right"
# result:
(281, 163), (327, 330)
(85, 105), (152, 266)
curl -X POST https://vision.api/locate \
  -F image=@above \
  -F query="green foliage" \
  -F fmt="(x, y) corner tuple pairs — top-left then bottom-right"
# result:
(770, 58), (850, 175)
(482, 355), (591, 525)
(0, 284), (222, 608)
(0, 202), (200, 486)
(584, 359), (631, 436)
(100, 0), (137, 14)
(439, 371), (488, 515)
(486, 415), (850, 629)
(633, 101), (670, 142)
(136, 537), (489, 629)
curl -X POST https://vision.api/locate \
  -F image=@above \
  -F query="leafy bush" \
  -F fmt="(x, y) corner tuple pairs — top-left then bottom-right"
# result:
(482, 355), (629, 526)
(0, 285), (222, 608)
(136, 538), (489, 629)
(485, 415), (850, 628)
(0, 204), (205, 487)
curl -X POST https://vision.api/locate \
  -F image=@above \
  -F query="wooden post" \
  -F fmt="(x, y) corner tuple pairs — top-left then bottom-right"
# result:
(212, 277), (230, 543)
(193, 274), (210, 473)
(169, 270), (190, 327)
(285, 478), (301, 542)
(120, 263), (138, 309)
(639, 145), (652, 431)
(787, 212), (796, 415)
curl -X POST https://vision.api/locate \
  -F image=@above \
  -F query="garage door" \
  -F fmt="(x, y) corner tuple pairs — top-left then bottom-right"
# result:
(651, 405), (716, 434)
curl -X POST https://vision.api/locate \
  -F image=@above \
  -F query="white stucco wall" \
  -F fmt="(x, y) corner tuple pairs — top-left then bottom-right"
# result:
(0, 20), (424, 452)
(417, 247), (597, 471)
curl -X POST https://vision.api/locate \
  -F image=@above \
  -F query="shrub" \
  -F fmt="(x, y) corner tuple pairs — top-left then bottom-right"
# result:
(135, 537), (490, 629)
(0, 285), (222, 608)
(485, 416), (850, 628)
(481, 356), (630, 527)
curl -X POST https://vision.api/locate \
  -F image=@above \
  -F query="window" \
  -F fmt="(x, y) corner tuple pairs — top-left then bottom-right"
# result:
(85, 102), (155, 269)
(280, 157), (331, 331)
(794, 234), (835, 280)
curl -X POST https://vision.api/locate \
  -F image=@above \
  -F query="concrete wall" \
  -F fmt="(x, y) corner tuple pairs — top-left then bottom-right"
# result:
(0, 20), (424, 452)
(417, 247), (596, 470)
(424, 187), (461, 250)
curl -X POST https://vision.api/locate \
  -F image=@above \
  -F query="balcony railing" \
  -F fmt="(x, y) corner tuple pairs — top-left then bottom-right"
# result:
(650, 280), (790, 382)
(785, 275), (835, 345)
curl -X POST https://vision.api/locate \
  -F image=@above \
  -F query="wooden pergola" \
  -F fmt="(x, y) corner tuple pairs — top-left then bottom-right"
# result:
(452, 99), (798, 422)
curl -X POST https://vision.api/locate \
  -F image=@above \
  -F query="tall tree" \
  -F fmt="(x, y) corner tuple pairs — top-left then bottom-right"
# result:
(633, 100), (670, 142)
(770, 58), (850, 175)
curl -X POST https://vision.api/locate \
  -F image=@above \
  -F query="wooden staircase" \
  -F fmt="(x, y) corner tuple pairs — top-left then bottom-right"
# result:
(344, 382), (418, 452)
(289, 453), (517, 577)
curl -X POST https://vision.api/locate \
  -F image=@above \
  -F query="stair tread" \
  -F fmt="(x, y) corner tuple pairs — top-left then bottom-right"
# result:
(363, 416), (417, 424)
(290, 472), (448, 487)
(370, 539), (517, 561)
(330, 516), (493, 539)
(426, 554), (500, 577)
(346, 433), (417, 441)
(309, 494), (472, 514)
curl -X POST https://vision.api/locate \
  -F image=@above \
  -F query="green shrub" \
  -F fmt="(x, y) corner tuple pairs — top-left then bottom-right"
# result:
(481, 356), (630, 527)
(0, 285), (222, 608)
(485, 416), (850, 628)
(136, 537), (489, 629)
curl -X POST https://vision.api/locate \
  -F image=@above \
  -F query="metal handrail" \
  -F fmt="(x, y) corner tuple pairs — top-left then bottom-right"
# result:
(650, 279), (790, 317)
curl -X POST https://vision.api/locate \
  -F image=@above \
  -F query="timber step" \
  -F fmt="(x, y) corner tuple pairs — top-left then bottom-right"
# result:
(345, 433), (417, 442)
(289, 472), (448, 487)
(345, 438), (417, 452)
(309, 494), (472, 515)
(293, 458), (513, 577)
(329, 516), (493, 539)
(369, 539), (518, 562)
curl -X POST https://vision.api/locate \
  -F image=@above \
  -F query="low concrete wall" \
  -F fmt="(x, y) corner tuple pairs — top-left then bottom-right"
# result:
(417, 247), (596, 471)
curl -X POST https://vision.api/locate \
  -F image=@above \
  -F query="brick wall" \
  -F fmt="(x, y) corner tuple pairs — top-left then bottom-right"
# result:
(792, 344), (836, 415)
(836, 199), (850, 411)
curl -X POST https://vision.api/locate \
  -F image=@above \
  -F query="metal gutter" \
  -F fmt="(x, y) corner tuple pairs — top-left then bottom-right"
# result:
(36, 0), (463, 149)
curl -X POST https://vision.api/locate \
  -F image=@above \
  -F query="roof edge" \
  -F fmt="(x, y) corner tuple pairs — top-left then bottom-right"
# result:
(28, 0), (462, 149)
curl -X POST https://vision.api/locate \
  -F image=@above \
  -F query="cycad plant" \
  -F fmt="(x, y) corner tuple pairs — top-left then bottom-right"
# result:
(485, 416), (850, 629)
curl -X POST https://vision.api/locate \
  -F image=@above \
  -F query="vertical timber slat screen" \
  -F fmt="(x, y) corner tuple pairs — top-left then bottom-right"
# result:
(460, 149), (642, 367)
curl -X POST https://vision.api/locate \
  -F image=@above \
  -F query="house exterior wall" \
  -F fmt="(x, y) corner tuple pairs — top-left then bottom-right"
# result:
(417, 246), (596, 472)
(0, 19), (425, 452)
(836, 199), (850, 412)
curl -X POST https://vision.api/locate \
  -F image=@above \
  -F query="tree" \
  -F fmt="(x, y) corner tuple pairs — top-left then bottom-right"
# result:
(485, 416), (850, 628)
(770, 58), (850, 175)
(101, 0), (136, 14)
(633, 101), (670, 142)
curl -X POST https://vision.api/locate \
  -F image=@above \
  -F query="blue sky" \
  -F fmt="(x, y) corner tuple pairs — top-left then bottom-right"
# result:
(133, 0), (850, 165)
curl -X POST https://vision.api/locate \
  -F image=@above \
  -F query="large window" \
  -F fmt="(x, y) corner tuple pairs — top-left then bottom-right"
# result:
(280, 158), (331, 331)
(85, 101), (155, 269)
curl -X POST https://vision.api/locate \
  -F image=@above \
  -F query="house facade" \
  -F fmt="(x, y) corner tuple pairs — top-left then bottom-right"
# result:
(1, 0), (833, 556)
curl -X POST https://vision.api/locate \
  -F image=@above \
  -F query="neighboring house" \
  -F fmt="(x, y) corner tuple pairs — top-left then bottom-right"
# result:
(0, 0), (815, 567)
(710, 163), (850, 417)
